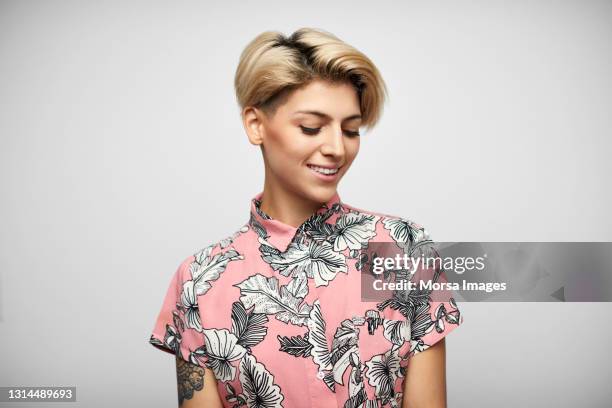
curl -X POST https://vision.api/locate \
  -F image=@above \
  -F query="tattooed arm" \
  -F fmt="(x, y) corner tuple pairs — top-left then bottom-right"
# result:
(175, 355), (224, 407)
(402, 338), (447, 408)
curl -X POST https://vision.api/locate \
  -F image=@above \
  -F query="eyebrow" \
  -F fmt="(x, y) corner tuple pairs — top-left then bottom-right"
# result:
(294, 110), (362, 121)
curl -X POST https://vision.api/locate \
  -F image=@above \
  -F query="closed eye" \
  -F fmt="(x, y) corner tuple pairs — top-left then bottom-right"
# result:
(300, 126), (360, 137)
(299, 126), (320, 135)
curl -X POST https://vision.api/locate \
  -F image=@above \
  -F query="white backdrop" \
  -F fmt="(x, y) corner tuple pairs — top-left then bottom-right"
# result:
(1, 0), (611, 406)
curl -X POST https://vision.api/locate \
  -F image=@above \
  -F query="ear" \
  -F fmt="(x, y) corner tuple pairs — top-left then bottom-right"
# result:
(242, 107), (265, 146)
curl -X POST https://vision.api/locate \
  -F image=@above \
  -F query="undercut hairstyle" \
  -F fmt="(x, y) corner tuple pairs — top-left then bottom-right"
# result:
(234, 27), (389, 131)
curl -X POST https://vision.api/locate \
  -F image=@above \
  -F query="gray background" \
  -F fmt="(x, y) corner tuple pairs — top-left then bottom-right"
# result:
(1, 0), (611, 407)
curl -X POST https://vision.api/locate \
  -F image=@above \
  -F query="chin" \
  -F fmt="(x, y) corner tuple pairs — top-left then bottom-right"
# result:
(298, 183), (339, 204)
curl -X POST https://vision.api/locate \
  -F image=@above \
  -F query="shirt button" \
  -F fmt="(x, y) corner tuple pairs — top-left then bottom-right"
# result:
(307, 320), (316, 329)
(316, 370), (326, 380)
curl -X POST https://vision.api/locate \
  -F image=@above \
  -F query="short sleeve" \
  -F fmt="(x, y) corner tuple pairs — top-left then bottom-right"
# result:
(148, 255), (208, 368)
(403, 227), (464, 359)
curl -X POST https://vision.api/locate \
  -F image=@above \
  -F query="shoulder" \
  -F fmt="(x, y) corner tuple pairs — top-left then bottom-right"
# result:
(175, 222), (252, 278)
(340, 201), (431, 245)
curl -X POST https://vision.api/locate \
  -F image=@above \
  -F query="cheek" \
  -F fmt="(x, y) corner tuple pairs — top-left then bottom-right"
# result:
(268, 129), (316, 160)
(265, 128), (314, 164)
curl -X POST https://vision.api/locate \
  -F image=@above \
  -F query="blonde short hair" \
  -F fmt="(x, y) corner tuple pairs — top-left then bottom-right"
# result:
(234, 27), (388, 131)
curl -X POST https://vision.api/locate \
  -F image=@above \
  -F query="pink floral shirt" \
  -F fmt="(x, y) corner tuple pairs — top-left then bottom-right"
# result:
(149, 191), (463, 407)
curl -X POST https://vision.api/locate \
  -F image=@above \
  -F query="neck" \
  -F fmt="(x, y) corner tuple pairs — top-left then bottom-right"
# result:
(259, 181), (328, 228)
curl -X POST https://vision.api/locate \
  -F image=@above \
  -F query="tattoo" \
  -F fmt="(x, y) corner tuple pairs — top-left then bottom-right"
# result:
(176, 355), (205, 405)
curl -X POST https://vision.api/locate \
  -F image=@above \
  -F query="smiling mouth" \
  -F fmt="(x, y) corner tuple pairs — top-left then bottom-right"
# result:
(307, 164), (340, 175)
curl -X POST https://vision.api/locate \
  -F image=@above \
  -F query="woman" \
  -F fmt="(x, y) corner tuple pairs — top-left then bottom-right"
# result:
(149, 27), (463, 408)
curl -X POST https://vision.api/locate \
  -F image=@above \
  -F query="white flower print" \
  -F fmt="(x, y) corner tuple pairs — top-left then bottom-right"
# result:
(180, 279), (202, 332)
(382, 319), (411, 348)
(382, 217), (428, 251)
(333, 212), (379, 252)
(203, 328), (247, 382)
(365, 348), (401, 403)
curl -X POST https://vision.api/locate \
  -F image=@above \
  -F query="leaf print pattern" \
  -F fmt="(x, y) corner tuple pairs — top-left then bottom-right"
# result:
(330, 326), (359, 385)
(307, 300), (332, 371)
(234, 274), (313, 326)
(239, 353), (284, 408)
(150, 192), (464, 407)
(250, 213), (269, 240)
(231, 301), (269, 350)
(344, 352), (367, 408)
(253, 198), (273, 220)
(261, 239), (348, 287)
(277, 333), (312, 357)
(294, 202), (342, 243)
(285, 270), (310, 300)
(176, 245), (244, 332)
(329, 320), (360, 385)
(332, 343), (359, 386)
(330, 320), (359, 359)
(190, 247), (244, 296)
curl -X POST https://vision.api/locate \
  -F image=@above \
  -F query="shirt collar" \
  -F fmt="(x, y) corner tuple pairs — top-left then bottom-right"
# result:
(248, 190), (343, 252)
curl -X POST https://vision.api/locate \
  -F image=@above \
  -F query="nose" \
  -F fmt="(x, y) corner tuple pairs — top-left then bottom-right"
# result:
(319, 125), (345, 159)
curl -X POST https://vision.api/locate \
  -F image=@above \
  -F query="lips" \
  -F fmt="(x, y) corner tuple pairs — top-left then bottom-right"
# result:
(307, 164), (340, 175)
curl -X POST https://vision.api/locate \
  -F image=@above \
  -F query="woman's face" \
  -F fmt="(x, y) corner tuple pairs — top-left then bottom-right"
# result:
(244, 79), (362, 205)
